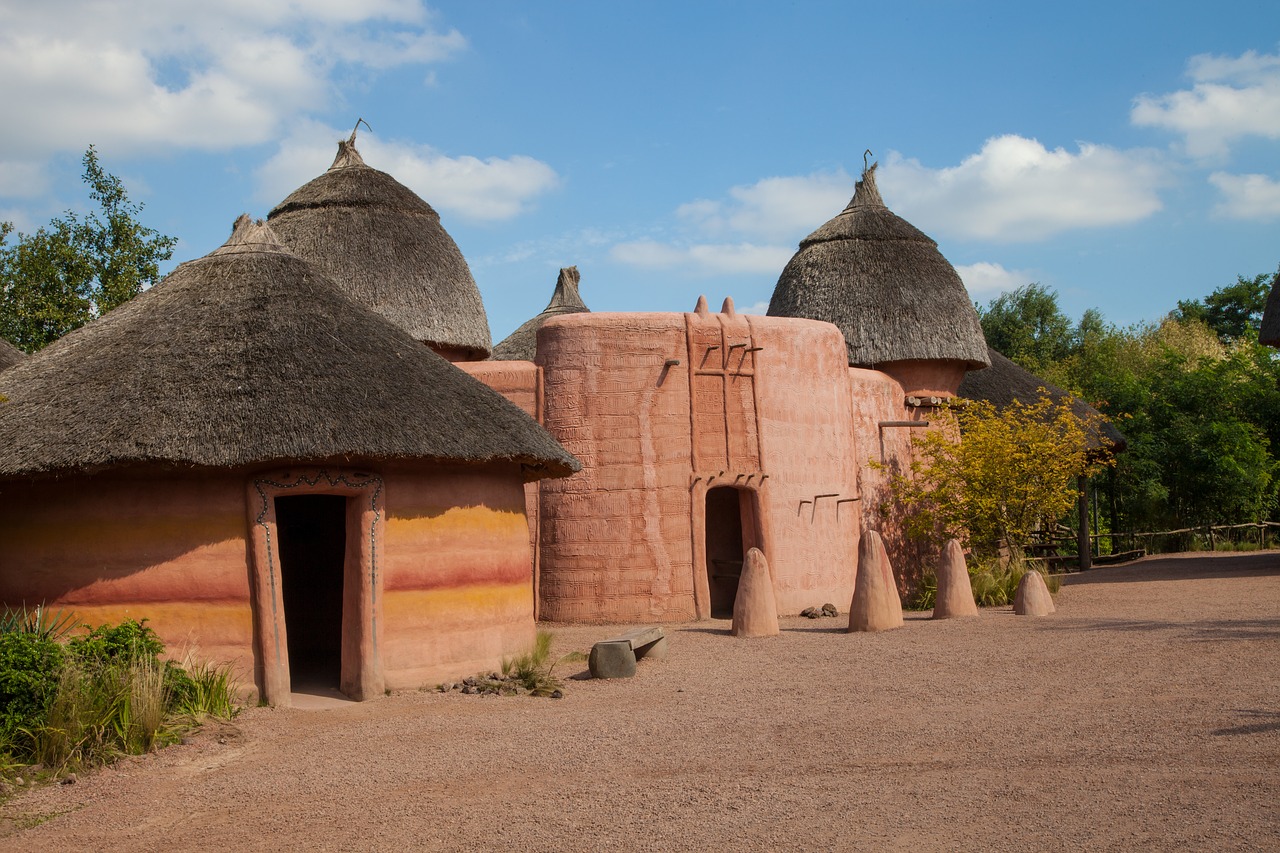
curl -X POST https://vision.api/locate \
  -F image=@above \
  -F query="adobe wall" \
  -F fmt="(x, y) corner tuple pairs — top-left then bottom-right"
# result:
(0, 463), (536, 699)
(379, 463), (535, 689)
(536, 313), (697, 622)
(535, 307), (862, 622)
(849, 367), (962, 597)
(748, 315), (861, 613)
(456, 360), (544, 613)
(0, 472), (256, 673)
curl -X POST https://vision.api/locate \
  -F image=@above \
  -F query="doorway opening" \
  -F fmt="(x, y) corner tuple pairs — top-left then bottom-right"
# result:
(705, 486), (760, 618)
(274, 494), (348, 690)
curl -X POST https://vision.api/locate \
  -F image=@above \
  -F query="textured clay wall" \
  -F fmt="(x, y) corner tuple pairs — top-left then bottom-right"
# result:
(0, 473), (256, 673)
(537, 313), (697, 622)
(457, 360), (543, 613)
(536, 307), (863, 622)
(379, 464), (535, 688)
(849, 368), (954, 597)
(747, 315), (861, 613)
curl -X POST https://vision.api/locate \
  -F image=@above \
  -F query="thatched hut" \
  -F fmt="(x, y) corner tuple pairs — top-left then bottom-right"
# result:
(492, 266), (590, 361)
(268, 136), (493, 361)
(958, 347), (1126, 454)
(0, 338), (23, 372)
(767, 162), (989, 395)
(0, 217), (577, 705)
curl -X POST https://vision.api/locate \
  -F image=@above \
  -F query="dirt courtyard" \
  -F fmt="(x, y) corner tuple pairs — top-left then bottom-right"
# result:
(3, 552), (1278, 851)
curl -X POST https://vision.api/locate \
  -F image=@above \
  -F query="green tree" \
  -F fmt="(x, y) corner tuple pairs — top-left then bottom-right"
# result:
(0, 147), (176, 352)
(976, 283), (1075, 373)
(1173, 268), (1278, 342)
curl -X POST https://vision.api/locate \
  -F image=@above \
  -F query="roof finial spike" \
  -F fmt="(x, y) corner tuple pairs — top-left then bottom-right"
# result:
(348, 117), (373, 146)
(863, 148), (873, 175)
(545, 266), (584, 312)
(331, 121), (370, 171)
(844, 151), (884, 211)
(721, 296), (736, 317)
(694, 295), (710, 315)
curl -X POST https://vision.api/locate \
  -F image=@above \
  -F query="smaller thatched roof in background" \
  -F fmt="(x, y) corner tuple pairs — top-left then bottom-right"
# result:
(958, 346), (1127, 453)
(0, 338), (24, 372)
(768, 162), (989, 370)
(492, 267), (590, 361)
(268, 135), (493, 359)
(0, 217), (578, 480)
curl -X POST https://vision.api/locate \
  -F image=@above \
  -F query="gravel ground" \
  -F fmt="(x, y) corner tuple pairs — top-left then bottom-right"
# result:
(2, 551), (1278, 852)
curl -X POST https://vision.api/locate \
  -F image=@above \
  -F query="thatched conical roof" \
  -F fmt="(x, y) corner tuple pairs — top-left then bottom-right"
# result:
(958, 346), (1126, 453)
(0, 217), (578, 480)
(0, 338), (24, 372)
(492, 266), (590, 361)
(268, 137), (493, 360)
(767, 162), (989, 370)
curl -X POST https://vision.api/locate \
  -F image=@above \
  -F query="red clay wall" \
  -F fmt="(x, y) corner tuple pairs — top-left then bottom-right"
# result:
(535, 307), (863, 622)
(457, 360), (545, 615)
(849, 364), (967, 598)
(0, 472), (255, 672)
(379, 464), (535, 689)
(0, 463), (537, 698)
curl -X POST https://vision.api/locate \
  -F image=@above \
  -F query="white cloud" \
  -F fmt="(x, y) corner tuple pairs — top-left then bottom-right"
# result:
(882, 135), (1167, 242)
(953, 262), (1035, 298)
(1131, 49), (1280, 158)
(739, 301), (770, 315)
(611, 170), (851, 276)
(1209, 172), (1280, 220)
(255, 123), (560, 222)
(677, 171), (853, 241)
(610, 240), (793, 276)
(0, 1), (465, 162)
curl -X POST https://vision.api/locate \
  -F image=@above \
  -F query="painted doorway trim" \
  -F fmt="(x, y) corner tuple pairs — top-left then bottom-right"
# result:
(246, 468), (385, 706)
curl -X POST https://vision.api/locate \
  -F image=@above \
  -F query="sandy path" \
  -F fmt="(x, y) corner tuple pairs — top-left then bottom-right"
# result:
(3, 551), (1278, 851)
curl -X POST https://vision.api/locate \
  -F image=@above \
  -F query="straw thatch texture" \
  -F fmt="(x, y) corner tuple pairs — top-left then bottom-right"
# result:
(1260, 270), (1280, 347)
(268, 140), (493, 359)
(0, 218), (578, 480)
(958, 346), (1126, 453)
(768, 164), (989, 370)
(492, 266), (590, 361)
(0, 338), (24, 372)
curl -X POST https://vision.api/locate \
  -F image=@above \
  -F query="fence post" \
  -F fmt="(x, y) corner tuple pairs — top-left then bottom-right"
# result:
(1077, 474), (1092, 571)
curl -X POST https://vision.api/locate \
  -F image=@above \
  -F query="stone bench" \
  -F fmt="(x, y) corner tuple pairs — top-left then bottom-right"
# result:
(588, 626), (668, 679)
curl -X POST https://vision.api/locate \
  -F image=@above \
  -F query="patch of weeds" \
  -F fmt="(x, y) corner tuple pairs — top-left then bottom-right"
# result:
(906, 571), (938, 611)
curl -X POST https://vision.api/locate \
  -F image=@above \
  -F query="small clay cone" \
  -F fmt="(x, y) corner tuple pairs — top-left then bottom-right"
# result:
(848, 530), (903, 632)
(932, 539), (979, 619)
(1013, 568), (1056, 616)
(732, 547), (780, 637)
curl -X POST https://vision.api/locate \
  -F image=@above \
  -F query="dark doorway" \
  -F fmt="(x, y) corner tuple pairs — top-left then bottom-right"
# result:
(275, 494), (347, 689)
(705, 487), (750, 618)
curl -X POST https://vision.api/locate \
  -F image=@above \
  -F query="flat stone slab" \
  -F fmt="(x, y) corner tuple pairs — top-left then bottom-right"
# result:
(589, 627), (667, 678)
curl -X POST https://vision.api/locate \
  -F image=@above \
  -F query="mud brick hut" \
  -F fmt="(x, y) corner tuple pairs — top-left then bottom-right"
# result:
(490, 162), (992, 619)
(0, 217), (576, 705)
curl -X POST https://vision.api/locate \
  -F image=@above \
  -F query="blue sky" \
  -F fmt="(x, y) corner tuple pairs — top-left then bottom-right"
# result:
(1, 1), (1277, 343)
